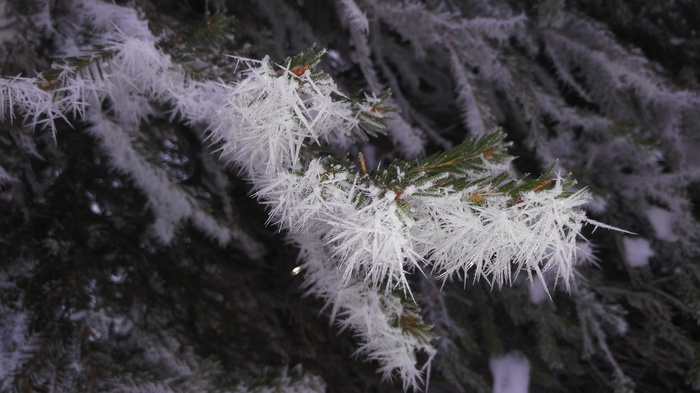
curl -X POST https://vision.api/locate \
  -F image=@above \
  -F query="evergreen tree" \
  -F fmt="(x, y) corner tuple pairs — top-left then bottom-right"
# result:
(1, 1), (698, 392)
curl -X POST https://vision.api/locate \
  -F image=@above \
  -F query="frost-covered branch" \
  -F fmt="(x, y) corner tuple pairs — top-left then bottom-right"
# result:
(0, 0), (261, 253)
(210, 50), (613, 389)
(5, 0), (697, 391)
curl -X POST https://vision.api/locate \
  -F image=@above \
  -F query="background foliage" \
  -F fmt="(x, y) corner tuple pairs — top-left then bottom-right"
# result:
(1, 0), (699, 392)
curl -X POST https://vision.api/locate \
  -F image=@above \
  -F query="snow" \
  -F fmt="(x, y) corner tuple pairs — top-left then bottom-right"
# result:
(576, 241), (599, 265)
(529, 277), (548, 304)
(623, 236), (654, 267)
(645, 206), (678, 242)
(490, 352), (531, 393)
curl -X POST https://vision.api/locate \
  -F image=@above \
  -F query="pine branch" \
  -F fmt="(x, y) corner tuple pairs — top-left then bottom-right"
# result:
(215, 47), (626, 390)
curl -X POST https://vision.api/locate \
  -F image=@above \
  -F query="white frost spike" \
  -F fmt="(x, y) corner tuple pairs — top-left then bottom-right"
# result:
(215, 57), (354, 180)
(510, 182), (591, 290)
(255, 159), (354, 234)
(0, 76), (72, 137)
(297, 236), (434, 391)
(323, 190), (424, 293)
(424, 176), (596, 292)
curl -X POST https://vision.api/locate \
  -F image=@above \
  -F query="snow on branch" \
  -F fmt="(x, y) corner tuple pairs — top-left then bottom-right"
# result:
(421, 177), (592, 292)
(335, 0), (369, 35)
(298, 236), (435, 391)
(214, 52), (388, 181)
(211, 49), (621, 389)
(448, 46), (494, 136)
(78, 0), (153, 40)
(85, 108), (262, 256)
(0, 76), (76, 137)
(0, 0), (258, 252)
(0, 12), (621, 382)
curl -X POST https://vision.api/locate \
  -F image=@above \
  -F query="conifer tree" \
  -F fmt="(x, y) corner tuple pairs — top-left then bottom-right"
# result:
(1, 1), (699, 392)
